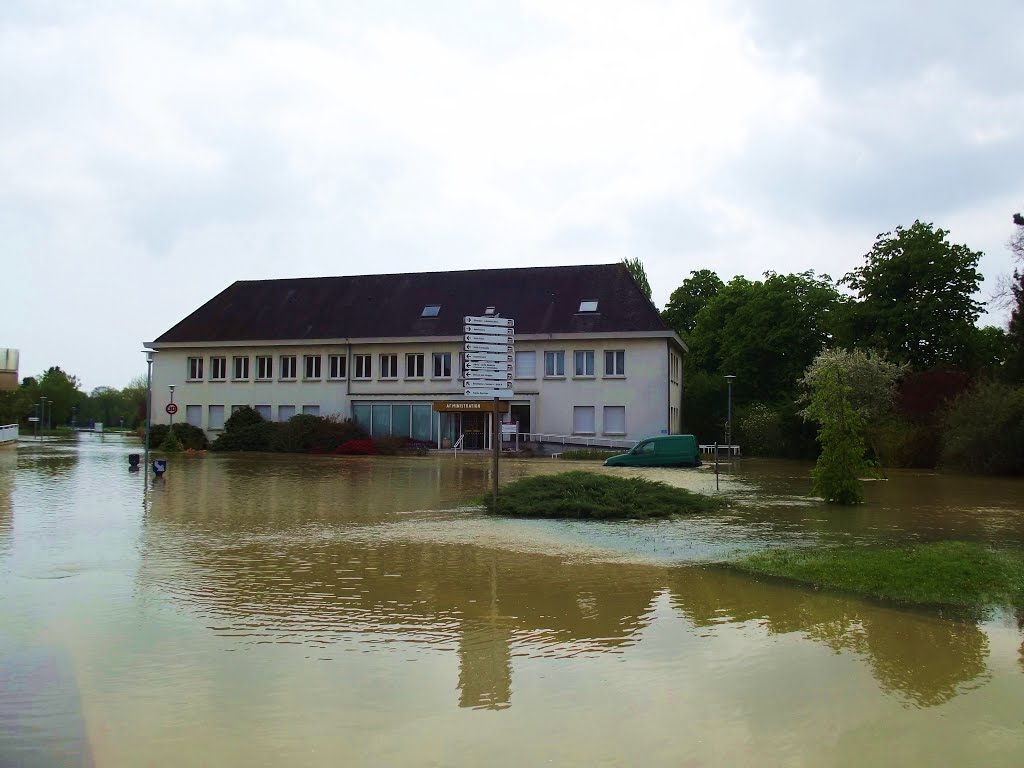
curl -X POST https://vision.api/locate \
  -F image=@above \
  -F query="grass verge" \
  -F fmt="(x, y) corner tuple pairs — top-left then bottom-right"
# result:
(732, 541), (1024, 609)
(484, 471), (722, 519)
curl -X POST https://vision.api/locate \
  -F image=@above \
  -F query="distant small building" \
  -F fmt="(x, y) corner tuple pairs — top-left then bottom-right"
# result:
(0, 349), (18, 391)
(146, 264), (687, 447)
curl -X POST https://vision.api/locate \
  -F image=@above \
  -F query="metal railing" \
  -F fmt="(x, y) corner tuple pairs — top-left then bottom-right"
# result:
(700, 443), (741, 457)
(452, 433), (465, 457)
(0, 424), (19, 444)
(515, 432), (639, 450)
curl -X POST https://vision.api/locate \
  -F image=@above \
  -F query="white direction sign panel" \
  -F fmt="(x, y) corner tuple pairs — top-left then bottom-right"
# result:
(464, 360), (513, 371)
(465, 315), (514, 327)
(467, 333), (517, 345)
(465, 352), (513, 363)
(465, 388), (515, 399)
(463, 325), (513, 338)
(465, 342), (513, 354)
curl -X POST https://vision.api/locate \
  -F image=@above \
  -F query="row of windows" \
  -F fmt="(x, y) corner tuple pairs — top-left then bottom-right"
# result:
(183, 400), (629, 437)
(185, 403), (320, 429)
(186, 349), (627, 382)
(188, 353), (453, 382)
(572, 405), (626, 435)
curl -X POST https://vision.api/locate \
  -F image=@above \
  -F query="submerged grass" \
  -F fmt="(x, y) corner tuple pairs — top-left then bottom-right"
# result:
(732, 541), (1024, 609)
(485, 470), (723, 519)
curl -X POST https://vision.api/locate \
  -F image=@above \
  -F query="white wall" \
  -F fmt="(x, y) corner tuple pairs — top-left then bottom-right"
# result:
(149, 337), (677, 442)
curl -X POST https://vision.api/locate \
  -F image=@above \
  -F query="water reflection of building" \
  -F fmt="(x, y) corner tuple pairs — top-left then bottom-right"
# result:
(667, 568), (989, 708)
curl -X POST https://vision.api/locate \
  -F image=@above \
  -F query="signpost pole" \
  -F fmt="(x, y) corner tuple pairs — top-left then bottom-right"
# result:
(492, 397), (500, 507)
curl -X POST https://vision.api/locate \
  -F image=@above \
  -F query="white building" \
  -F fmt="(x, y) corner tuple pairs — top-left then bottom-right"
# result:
(146, 264), (686, 448)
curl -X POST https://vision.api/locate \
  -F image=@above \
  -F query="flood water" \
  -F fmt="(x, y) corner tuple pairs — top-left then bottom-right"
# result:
(2, 435), (1023, 766)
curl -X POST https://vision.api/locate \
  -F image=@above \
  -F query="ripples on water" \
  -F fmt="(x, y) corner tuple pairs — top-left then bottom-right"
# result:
(2, 437), (1024, 766)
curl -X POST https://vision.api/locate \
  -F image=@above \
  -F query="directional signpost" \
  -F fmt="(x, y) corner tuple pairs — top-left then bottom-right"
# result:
(464, 315), (515, 506)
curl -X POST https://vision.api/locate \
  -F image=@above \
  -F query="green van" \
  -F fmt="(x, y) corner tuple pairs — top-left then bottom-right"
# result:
(603, 434), (701, 468)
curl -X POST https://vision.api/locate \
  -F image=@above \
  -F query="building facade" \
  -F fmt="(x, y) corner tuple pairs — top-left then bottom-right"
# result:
(0, 348), (18, 391)
(147, 264), (686, 447)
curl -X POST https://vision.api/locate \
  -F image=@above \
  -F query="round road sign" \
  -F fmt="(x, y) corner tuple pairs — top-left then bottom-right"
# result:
(165, 402), (179, 415)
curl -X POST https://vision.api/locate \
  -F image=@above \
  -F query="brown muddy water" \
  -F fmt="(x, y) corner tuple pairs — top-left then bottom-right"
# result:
(2, 434), (1023, 766)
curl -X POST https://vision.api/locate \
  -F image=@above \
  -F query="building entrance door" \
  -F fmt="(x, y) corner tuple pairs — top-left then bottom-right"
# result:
(462, 413), (487, 449)
(510, 403), (530, 436)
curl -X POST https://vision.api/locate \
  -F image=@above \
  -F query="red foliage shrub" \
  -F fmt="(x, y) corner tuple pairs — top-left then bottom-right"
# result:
(897, 369), (972, 423)
(334, 439), (378, 455)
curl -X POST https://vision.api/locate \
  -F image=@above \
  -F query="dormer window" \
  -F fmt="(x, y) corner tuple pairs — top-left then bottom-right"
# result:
(579, 300), (599, 312)
(421, 304), (441, 317)
(484, 306), (496, 315)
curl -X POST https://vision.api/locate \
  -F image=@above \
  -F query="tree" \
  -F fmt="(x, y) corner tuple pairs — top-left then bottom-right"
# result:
(842, 221), (984, 369)
(622, 258), (652, 300)
(687, 271), (842, 403)
(804, 366), (871, 504)
(662, 269), (724, 339)
(37, 366), (85, 426)
(1006, 269), (1024, 382)
(799, 349), (907, 424)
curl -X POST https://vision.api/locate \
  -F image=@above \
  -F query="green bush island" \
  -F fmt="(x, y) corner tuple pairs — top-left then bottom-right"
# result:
(484, 471), (723, 519)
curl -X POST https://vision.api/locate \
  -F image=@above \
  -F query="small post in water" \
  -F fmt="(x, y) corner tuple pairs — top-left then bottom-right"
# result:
(715, 441), (719, 491)
(492, 398), (500, 507)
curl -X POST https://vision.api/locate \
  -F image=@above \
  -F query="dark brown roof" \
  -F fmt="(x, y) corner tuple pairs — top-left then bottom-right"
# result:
(154, 263), (670, 343)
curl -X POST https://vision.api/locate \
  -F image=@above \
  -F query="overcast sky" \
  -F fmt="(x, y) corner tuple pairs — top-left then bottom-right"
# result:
(3, 0), (1022, 391)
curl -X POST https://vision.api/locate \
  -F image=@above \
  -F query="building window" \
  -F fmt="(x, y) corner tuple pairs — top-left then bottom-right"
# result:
(670, 353), (680, 384)
(256, 355), (273, 380)
(406, 353), (425, 379)
(573, 406), (596, 435)
(302, 404), (320, 416)
(421, 304), (441, 317)
(210, 357), (226, 380)
(329, 355), (347, 379)
(208, 405), (225, 430)
(669, 406), (679, 434)
(432, 352), (451, 378)
(255, 404), (272, 420)
(544, 350), (565, 377)
(187, 357), (203, 380)
(604, 350), (625, 377)
(603, 406), (626, 435)
(303, 355), (322, 380)
(232, 356), (249, 381)
(574, 350), (595, 377)
(515, 351), (536, 379)
(354, 354), (371, 379)
(186, 404), (202, 427)
(380, 354), (398, 379)
(280, 355), (297, 380)
(278, 404), (296, 422)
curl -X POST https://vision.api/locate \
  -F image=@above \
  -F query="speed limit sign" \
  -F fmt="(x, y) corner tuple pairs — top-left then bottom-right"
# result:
(165, 403), (178, 415)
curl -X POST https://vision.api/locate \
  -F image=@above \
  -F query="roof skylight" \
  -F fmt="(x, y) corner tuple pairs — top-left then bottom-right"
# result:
(579, 300), (599, 312)
(421, 304), (441, 317)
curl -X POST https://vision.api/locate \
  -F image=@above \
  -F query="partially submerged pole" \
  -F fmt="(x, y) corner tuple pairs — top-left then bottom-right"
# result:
(492, 398), (500, 507)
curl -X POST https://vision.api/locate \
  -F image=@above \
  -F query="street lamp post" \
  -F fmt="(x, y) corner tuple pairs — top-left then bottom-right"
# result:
(143, 350), (155, 471)
(40, 397), (47, 439)
(724, 374), (737, 457)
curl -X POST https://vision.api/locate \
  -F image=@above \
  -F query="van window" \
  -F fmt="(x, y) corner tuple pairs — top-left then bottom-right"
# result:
(634, 441), (655, 456)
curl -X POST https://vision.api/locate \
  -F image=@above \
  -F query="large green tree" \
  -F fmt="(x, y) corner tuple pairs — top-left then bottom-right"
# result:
(661, 269), (724, 339)
(686, 271), (842, 403)
(37, 366), (85, 426)
(841, 221), (984, 369)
